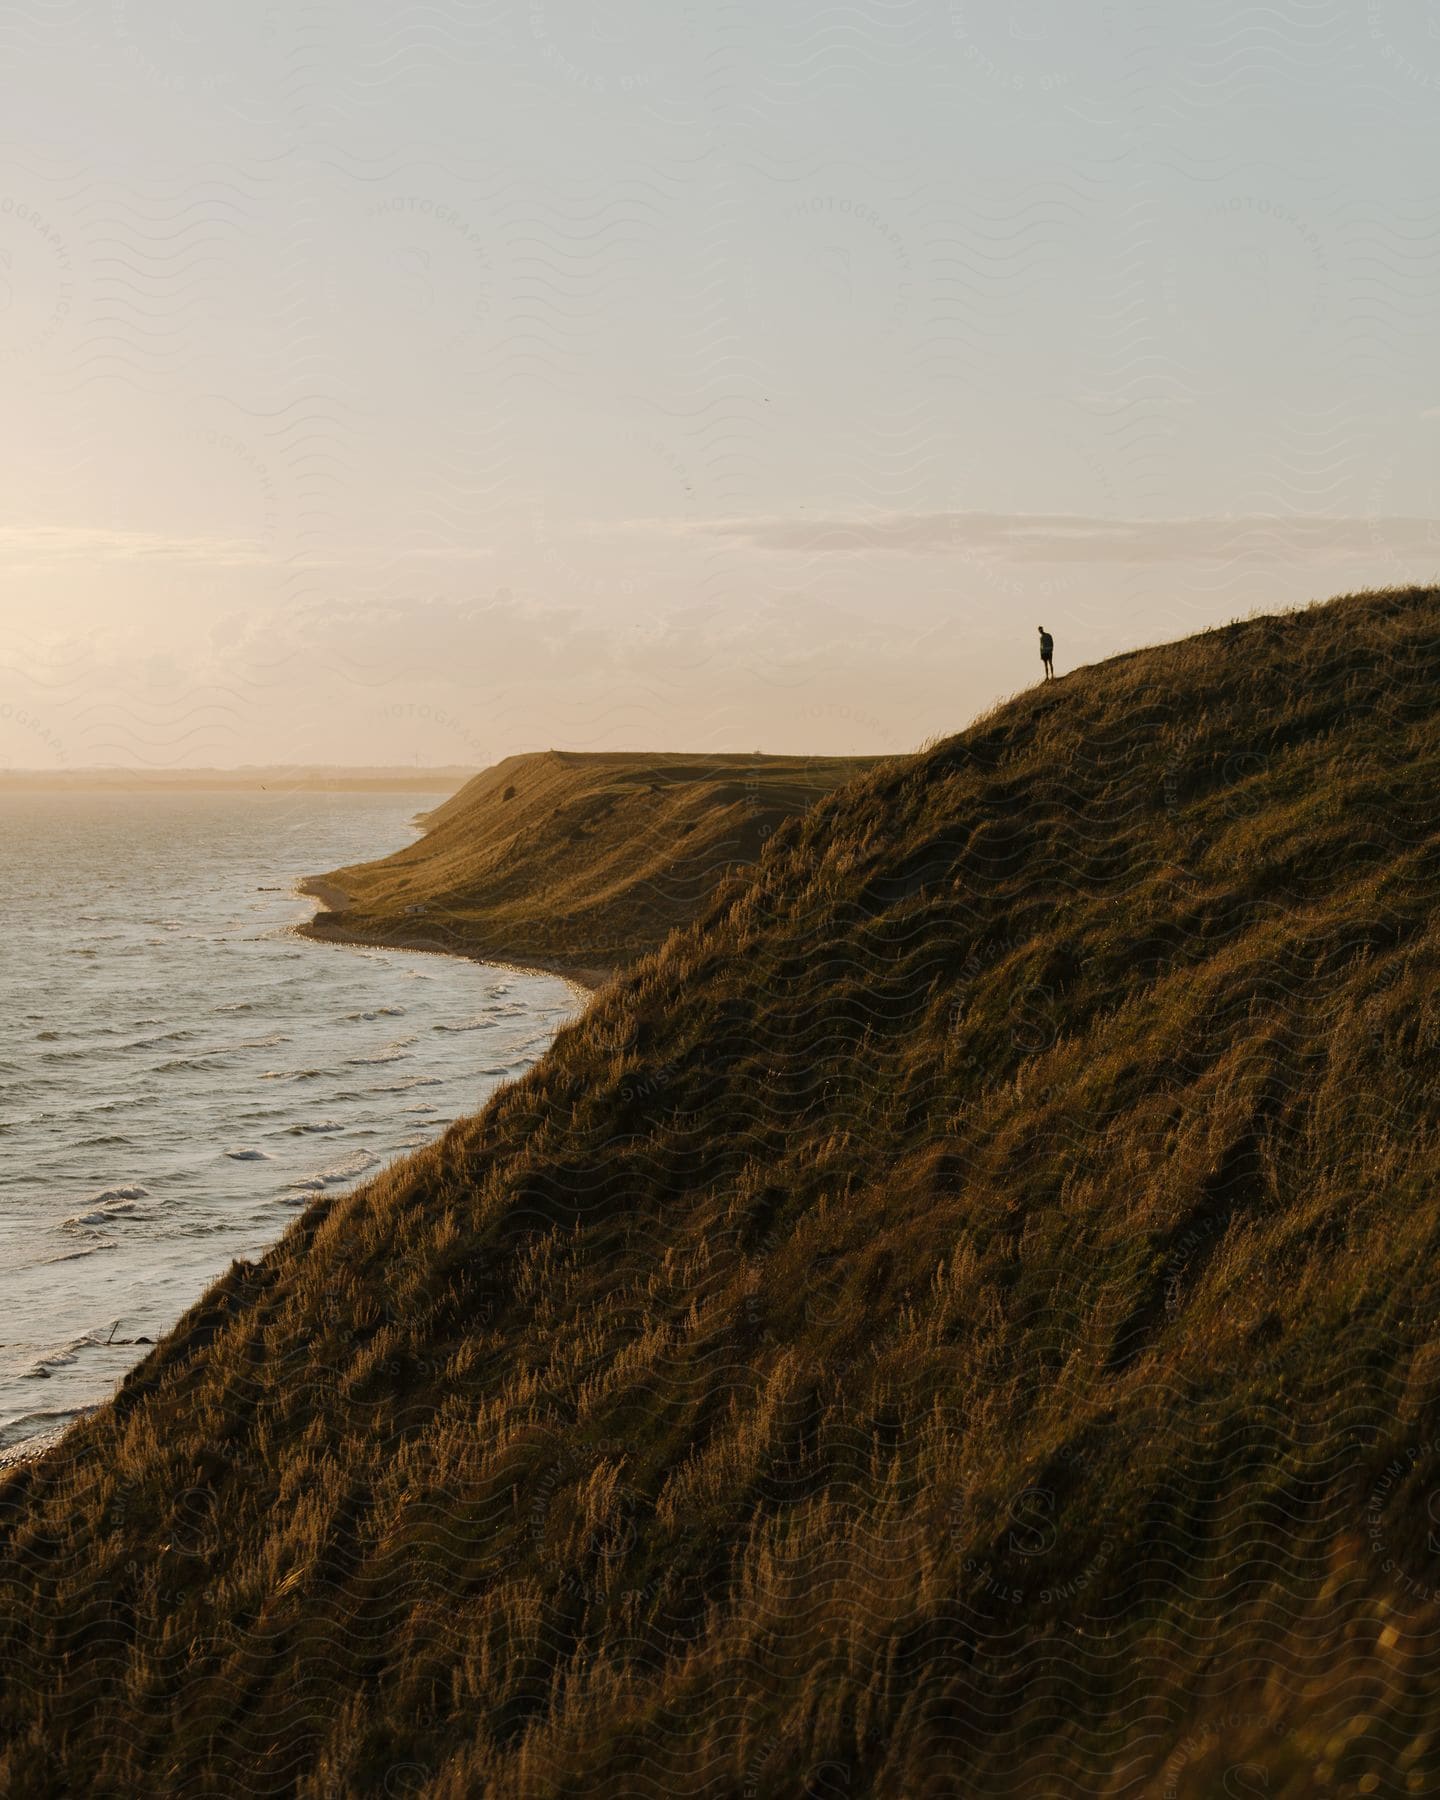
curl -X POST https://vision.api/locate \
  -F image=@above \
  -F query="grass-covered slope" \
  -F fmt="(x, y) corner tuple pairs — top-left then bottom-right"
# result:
(5, 588), (1440, 1797)
(299, 750), (875, 985)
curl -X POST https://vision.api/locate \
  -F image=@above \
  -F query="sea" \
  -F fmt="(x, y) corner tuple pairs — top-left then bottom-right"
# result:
(0, 789), (581, 1456)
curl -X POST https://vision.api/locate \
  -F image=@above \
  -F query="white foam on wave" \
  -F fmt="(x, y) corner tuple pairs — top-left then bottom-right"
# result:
(0, 1409), (96, 1460)
(289, 1120), (344, 1134)
(279, 1148), (380, 1203)
(312, 1150), (378, 1184)
(61, 1183), (148, 1229)
(65, 1202), (138, 1227)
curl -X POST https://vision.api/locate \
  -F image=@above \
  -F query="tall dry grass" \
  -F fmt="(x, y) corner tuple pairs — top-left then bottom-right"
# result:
(3, 588), (1440, 1795)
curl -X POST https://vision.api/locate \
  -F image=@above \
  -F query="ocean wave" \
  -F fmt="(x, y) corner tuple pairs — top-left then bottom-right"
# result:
(6, 797), (570, 1451)
(308, 1150), (379, 1185)
(61, 1184), (148, 1229)
(0, 1407), (96, 1453)
(279, 1146), (379, 1201)
(154, 1051), (235, 1072)
(64, 1202), (138, 1228)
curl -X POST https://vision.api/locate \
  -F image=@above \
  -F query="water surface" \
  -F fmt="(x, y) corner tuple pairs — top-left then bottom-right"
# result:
(0, 790), (579, 1452)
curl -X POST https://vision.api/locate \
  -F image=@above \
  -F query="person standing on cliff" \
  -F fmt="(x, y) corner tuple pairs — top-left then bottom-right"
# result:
(1038, 625), (1055, 681)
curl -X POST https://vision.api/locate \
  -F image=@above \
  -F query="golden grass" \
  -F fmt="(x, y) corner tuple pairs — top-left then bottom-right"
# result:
(299, 749), (877, 984)
(4, 589), (1440, 1794)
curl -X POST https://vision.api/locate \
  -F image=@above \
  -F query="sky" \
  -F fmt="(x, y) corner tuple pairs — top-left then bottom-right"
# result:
(3, 1), (1439, 771)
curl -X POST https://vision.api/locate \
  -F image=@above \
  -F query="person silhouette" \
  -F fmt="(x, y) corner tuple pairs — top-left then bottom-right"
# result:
(1038, 625), (1054, 681)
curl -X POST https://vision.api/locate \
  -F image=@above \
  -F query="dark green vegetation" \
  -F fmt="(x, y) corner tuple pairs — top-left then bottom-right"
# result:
(5, 587), (1440, 1796)
(300, 750), (876, 986)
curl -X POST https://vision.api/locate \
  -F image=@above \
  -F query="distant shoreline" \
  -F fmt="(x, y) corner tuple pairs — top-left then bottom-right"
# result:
(290, 749), (876, 1005)
(294, 878), (608, 1000)
(0, 770), (477, 794)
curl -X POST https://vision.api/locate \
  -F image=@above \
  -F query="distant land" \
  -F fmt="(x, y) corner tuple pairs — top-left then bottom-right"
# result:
(0, 765), (479, 792)
(299, 748), (881, 988)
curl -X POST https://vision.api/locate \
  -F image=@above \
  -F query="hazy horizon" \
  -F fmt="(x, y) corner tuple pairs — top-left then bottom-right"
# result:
(4, 4), (1438, 771)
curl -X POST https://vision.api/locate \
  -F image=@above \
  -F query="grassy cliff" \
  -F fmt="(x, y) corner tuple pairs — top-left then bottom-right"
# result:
(298, 750), (877, 986)
(4, 588), (1440, 1796)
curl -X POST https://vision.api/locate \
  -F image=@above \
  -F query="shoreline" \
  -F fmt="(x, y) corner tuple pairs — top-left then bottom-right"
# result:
(1, 884), (603, 1483)
(293, 878), (615, 1001)
(0, 1425), (71, 1474)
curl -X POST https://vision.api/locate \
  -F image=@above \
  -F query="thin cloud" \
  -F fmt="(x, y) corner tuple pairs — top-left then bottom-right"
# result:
(0, 525), (272, 567)
(677, 511), (1440, 565)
